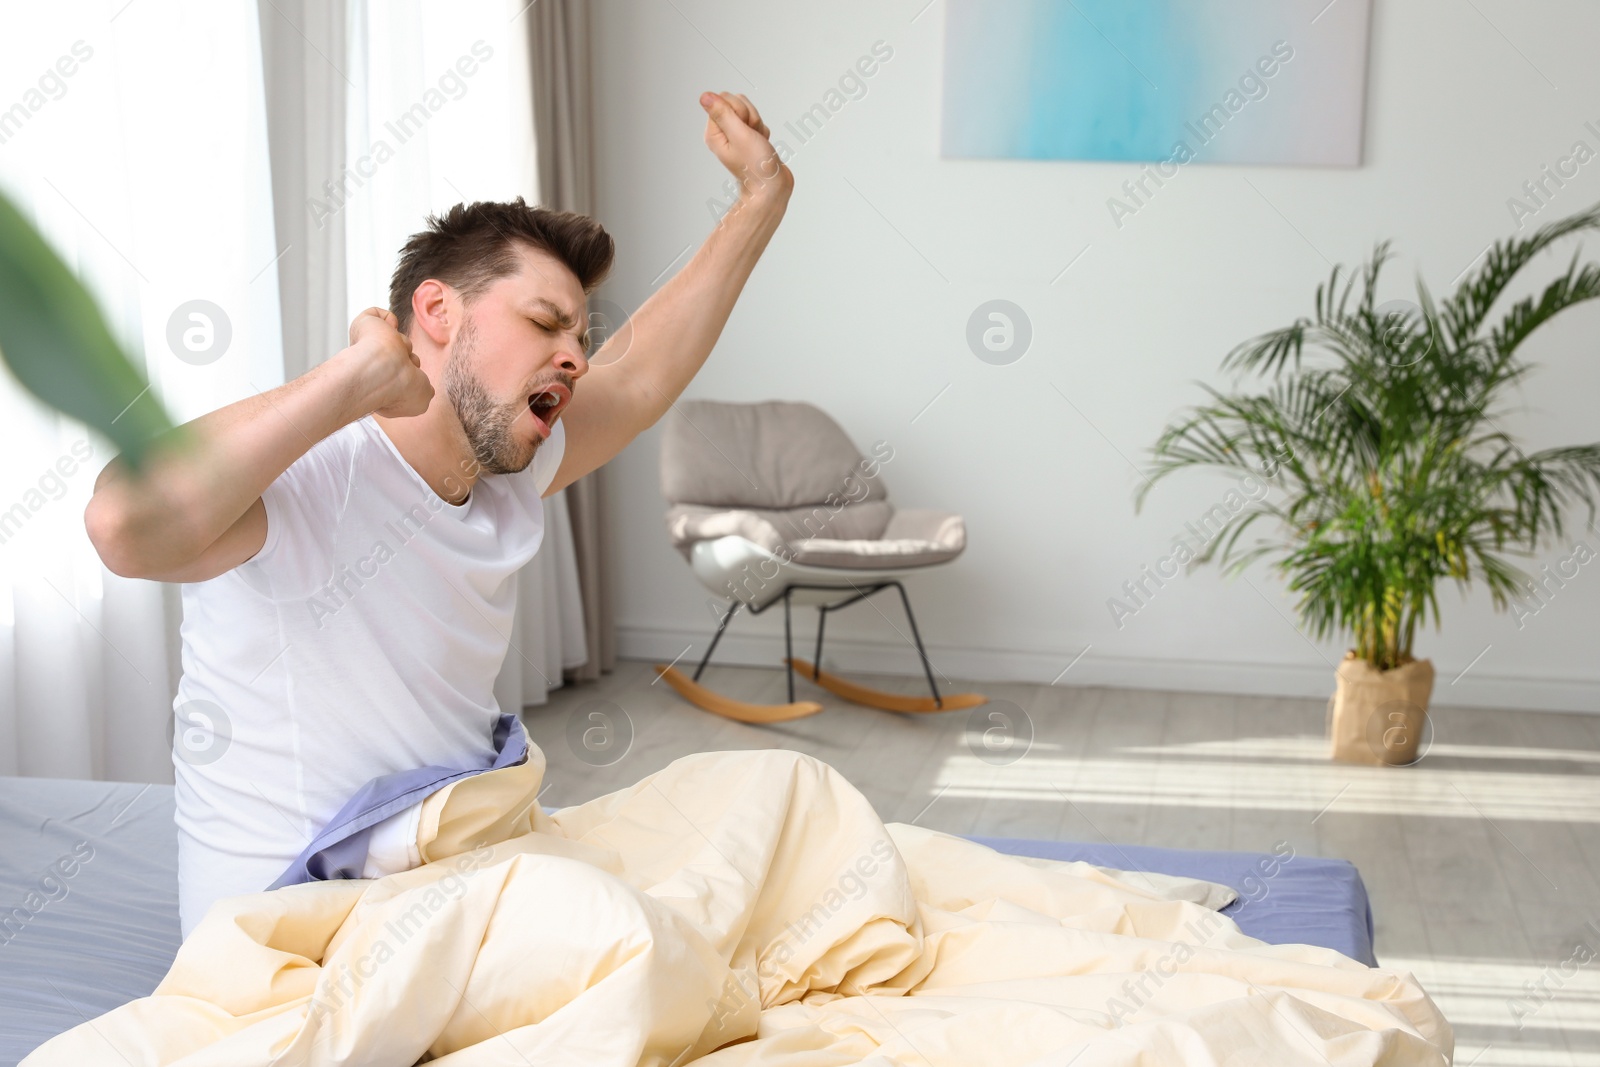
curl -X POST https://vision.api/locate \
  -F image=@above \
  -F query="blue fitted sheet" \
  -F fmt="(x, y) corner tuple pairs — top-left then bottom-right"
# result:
(0, 777), (1376, 1064)
(0, 778), (179, 1066)
(965, 836), (1377, 968)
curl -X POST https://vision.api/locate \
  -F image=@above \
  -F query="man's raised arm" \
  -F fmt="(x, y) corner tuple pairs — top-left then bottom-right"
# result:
(85, 309), (432, 583)
(545, 91), (794, 495)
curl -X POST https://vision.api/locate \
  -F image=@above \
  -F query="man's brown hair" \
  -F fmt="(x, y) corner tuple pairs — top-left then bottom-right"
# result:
(388, 197), (614, 333)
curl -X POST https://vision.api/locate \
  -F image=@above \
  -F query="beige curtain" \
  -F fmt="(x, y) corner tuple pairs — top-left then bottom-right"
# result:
(528, 0), (616, 683)
(256, 0), (348, 382)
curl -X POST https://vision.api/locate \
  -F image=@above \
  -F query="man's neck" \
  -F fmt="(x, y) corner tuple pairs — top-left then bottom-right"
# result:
(373, 402), (481, 505)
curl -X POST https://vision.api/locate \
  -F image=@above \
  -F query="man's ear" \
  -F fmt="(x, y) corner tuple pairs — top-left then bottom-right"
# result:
(410, 280), (454, 347)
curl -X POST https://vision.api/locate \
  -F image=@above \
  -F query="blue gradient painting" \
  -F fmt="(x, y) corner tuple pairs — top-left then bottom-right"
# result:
(941, 0), (1371, 166)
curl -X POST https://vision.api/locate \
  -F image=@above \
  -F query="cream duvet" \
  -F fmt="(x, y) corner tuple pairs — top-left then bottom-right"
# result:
(26, 745), (1451, 1065)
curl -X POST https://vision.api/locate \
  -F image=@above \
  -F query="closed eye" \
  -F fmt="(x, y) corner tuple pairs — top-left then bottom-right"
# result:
(532, 317), (589, 351)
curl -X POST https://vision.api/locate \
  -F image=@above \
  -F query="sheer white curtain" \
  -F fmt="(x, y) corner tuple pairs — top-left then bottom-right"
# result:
(342, 0), (589, 710)
(0, 1), (580, 784)
(0, 1), (285, 782)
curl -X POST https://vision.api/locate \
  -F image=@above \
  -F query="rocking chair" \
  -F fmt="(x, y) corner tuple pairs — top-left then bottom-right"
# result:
(655, 399), (987, 723)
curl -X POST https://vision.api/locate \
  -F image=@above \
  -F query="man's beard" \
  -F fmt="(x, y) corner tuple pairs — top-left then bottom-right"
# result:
(443, 315), (538, 476)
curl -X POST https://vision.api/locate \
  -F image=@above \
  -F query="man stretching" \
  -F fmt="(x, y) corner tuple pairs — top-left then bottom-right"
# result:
(86, 92), (792, 936)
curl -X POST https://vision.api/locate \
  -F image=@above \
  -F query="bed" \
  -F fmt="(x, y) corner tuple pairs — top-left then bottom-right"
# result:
(0, 776), (1376, 1064)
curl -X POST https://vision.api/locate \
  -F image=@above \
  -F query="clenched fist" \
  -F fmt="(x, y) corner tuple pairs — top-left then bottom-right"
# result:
(700, 91), (793, 199)
(341, 307), (434, 418)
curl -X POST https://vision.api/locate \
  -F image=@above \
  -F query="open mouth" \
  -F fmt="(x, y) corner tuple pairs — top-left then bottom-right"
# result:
(527, 382), (572, 437)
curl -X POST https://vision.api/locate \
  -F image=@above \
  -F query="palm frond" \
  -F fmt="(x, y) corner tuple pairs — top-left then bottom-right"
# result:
(1439, 200), (1600, 349)
(1489, 246), (1600, 359)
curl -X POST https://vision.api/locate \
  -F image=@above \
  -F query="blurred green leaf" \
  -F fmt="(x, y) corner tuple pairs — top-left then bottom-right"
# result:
(0, 187), (173, 466)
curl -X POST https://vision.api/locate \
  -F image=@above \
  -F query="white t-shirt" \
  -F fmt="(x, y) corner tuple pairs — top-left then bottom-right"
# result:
(172, 414), (566, 936)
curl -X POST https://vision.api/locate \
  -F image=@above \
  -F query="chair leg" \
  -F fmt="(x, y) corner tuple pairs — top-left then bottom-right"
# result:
(692, 599), (741, 682)
(811, 604), (827, 680)
(888, 580), (944, 709)
(783, 587), (796, 703)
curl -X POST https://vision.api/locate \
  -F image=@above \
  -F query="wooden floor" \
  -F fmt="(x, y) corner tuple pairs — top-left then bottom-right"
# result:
(523, 658), (1600, 1067)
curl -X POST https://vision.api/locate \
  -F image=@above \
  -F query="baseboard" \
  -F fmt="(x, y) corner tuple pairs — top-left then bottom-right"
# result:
(617, 623), (1600, 715)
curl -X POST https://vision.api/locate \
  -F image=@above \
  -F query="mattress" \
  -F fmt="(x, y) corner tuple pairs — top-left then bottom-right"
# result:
(0, 776), (1376, 1064)
(965, 836), (1376, 967)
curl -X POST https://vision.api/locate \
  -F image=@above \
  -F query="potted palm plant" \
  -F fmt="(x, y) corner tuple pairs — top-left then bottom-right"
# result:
(1139, 205), (1600, 765)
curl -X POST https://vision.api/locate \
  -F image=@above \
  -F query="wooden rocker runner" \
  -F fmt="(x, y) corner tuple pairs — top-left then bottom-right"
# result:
(654, 399), (988, 723)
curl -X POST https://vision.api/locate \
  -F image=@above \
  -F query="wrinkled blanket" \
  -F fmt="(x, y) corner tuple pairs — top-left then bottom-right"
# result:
(26, 745), (1451, 1065)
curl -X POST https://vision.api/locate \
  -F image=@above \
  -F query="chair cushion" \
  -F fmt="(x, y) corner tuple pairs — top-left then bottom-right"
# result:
(666, 505), (964, 572)
(660, 399), (889, 510)
(665, 500), (893, 559)
(784, 509), (966, 570)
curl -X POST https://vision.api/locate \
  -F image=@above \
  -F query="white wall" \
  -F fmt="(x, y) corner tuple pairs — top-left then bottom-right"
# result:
(589, 0), (1600, 713)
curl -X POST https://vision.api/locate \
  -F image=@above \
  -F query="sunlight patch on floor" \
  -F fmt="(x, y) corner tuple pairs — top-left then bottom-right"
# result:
(939, 745), (1600, 822)
(1116, 735), (1600, 767)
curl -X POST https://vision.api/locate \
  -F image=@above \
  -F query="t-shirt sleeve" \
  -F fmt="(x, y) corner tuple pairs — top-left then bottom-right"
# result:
(531, 417), (567, 496)
(248, 427), (359, 574)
